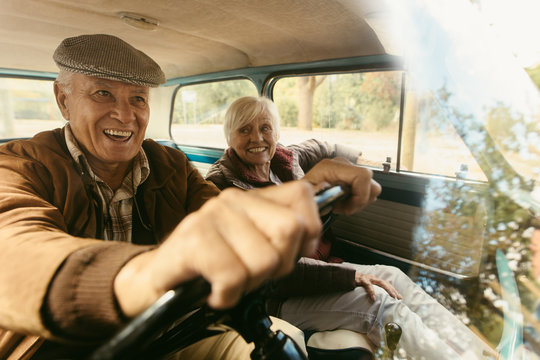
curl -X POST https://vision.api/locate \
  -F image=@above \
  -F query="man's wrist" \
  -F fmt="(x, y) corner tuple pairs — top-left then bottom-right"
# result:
(114, 250), (159, 318)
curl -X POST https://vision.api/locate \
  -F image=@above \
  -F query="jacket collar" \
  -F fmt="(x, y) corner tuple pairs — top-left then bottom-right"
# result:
(141, 140), (177, 191)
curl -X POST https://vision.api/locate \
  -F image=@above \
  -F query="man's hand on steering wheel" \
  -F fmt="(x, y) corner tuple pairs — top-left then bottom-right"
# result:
(114, 181), (322, 318)
(302, 157), (382, 216)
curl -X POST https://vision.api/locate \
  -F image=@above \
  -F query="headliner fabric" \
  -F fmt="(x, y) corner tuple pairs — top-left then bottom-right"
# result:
(0, 0), (391, 80)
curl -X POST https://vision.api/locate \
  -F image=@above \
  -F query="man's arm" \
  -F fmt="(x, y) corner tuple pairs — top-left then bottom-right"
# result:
(0, 150), (107, 338)
(114, 181), (323, 317)
(116, 157), (381, 316)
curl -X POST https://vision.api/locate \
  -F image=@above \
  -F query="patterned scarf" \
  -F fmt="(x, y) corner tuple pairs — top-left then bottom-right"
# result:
(227, 145), (295, 187)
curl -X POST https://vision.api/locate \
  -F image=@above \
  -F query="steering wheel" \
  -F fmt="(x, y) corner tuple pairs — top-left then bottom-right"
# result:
(88, 186), (347, 360)
(88, 277), (305, 360)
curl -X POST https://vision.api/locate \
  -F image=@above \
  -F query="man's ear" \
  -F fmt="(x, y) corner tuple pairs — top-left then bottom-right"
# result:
(54, 82), (70, 120)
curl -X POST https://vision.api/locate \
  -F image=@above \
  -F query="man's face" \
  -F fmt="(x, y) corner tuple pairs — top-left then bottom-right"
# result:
(55, 73), (150, 169)
(229, 111), (278, 168)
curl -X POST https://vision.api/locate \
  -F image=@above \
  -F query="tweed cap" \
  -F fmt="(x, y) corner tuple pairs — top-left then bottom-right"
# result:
(53, 34), (166, 87)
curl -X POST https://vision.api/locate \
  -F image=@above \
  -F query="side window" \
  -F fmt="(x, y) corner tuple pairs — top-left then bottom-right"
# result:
(272, 72), (486, 181)
(171, 79), (258, 147)
(272, 72), (402, 169)
(402, 85), (487, 181)
(0, 78), (63, 139)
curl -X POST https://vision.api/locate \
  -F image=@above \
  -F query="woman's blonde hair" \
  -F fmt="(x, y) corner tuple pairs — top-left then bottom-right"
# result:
(223, 96), (281, 145)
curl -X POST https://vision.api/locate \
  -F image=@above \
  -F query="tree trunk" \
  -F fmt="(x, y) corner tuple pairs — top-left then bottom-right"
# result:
(296, 76), (326, 130)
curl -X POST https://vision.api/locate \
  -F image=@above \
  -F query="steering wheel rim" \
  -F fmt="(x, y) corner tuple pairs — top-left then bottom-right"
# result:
(88, 278), (307, 360)
(87, 277), (211, 360)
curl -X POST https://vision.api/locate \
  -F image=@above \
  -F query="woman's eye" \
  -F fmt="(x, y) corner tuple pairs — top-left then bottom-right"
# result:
(96, 90), (111, 97)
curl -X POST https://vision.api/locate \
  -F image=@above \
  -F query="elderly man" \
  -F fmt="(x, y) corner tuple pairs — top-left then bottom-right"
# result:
(0, 34), (380, 359)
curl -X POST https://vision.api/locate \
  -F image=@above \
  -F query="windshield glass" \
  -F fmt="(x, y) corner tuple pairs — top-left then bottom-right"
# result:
(386, 0), (540, 184)
(381, 0), (540, 357)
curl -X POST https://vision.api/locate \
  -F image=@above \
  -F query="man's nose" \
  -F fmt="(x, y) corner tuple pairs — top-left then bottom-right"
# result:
(111, 98), (136, 123)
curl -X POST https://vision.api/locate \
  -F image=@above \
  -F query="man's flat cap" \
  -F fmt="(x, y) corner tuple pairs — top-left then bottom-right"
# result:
(53, 34), (166, 87)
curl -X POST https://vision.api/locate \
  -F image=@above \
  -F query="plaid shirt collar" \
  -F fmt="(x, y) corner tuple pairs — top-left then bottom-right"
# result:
(64, 124), (150, 241)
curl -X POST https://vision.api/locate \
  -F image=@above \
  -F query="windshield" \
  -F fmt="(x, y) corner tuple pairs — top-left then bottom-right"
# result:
(384, 0), (540, 184)
(379, 0), (540, 357)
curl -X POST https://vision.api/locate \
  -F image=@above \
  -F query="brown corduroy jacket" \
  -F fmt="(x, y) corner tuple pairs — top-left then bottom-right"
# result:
(0, 127), (220, 358)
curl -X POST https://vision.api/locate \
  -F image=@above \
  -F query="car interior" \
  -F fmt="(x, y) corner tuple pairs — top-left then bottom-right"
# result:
(1, 0), (540, 359)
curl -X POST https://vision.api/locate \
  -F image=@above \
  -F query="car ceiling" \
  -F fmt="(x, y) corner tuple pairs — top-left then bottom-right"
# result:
(0, 0), (397, 81)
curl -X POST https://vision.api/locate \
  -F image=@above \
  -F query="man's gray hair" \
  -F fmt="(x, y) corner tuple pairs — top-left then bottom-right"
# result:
(55, 69), (74, 94)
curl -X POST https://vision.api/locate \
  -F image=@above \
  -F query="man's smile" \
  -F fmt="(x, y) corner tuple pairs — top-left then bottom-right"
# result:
(103, 128), (133, 141)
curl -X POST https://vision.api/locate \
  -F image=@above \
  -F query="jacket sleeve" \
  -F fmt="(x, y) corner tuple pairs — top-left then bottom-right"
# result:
(0, 148), (139, 341)
(270, 257), (356, 299)
(205, 163), (231, 190)
(184, 158), (221, 212)
(43, 243), (154, 341)
(287, 139), (362, 173)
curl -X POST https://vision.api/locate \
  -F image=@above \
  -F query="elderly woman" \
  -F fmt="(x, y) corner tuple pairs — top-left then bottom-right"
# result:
(206, 96), (363, 261)
(206, 96), (493, 360)
(206, 97), (362, 191)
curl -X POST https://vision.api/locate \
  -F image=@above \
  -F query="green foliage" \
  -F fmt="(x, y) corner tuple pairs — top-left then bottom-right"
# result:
(486, 101), (538, 154)
(274, 77), (299, 127)
(172, 71), (402, 133)
(358, 72), (401, 130)
(276, 97), (298, 127)
(274, 71), (402, 131)
(173, 80), (257, 124)
(318, 72), (401, 131)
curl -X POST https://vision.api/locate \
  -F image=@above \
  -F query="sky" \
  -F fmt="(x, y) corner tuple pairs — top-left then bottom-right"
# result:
(477, 0), (540, 68)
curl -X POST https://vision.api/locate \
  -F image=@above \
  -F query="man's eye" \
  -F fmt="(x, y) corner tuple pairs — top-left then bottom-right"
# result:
(134, 96), (147, 103)
(96, 90), (111, 97)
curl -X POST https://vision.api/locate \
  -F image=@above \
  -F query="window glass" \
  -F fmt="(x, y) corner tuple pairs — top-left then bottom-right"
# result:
(0, 78), (64, 139)
(273, 72), (401, 169)
(272, 72), (487, 181)
(402, 86), (487, 181)
(171, 79), (258, 147)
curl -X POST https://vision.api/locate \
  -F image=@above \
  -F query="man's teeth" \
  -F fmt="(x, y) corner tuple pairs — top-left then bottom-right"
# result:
(104, 129), (132, 137)
(248, 147), (266, 153)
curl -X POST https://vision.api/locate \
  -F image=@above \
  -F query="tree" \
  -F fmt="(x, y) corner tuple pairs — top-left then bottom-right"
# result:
(358, 72), (401, 130)
(296, 76), (326, 130)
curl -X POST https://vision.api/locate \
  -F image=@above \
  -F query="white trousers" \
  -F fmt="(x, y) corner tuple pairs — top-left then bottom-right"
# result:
(278, 262), (494, 359)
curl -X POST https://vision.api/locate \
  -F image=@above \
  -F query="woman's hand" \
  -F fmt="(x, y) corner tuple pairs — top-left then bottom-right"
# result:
(355, 272), (402, 302)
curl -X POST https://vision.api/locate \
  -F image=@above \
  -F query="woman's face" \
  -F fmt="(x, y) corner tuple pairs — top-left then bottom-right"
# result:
(229, 111), (278, 168)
